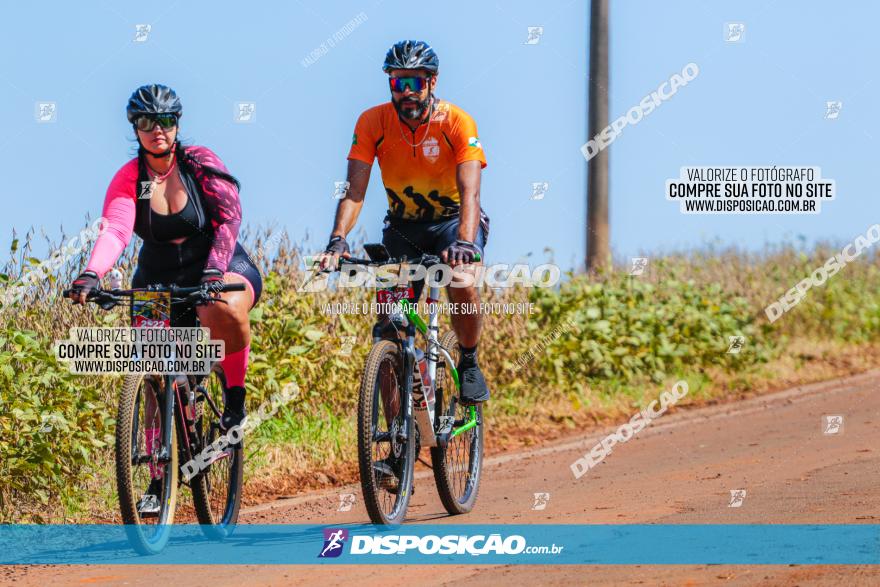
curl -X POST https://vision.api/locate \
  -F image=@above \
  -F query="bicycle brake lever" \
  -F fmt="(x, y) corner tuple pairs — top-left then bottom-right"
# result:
(191, 290), (229, 306)
(97, 298), (118, 311)
(80, 289), (118, 310)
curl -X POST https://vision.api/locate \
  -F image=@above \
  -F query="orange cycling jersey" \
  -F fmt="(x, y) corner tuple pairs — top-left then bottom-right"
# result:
(347, 100), (487, 221)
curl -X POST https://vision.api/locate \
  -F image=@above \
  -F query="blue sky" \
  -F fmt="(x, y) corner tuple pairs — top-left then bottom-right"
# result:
(1, 0), (877, 271)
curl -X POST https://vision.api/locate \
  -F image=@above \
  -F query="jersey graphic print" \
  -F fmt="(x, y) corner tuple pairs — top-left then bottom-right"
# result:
(347, 100), (486, 220)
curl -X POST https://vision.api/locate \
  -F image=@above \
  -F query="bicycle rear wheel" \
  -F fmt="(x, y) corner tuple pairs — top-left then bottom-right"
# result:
(431, 332), (484, 515)
(115, 374), (178, 555)
(190, 364), (243, 539)
(357, 340), (415, 525)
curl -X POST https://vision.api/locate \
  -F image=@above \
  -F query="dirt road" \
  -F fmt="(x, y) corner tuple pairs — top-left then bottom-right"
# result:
(6, 371), (879, 586)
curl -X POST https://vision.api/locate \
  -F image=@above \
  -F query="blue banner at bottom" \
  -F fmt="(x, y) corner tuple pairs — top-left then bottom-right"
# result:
(0, 524), (877, 564)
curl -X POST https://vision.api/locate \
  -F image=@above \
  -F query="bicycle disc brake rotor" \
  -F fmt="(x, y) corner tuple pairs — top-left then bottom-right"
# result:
(390, 418), (403, 458)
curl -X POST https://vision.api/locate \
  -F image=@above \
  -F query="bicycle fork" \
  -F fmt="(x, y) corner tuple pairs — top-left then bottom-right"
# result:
(399, 335), (417, 452)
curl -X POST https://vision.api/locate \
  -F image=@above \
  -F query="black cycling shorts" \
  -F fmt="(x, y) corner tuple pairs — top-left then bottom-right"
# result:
(132, 238), (262, 326)
(380, 211), (489, 302)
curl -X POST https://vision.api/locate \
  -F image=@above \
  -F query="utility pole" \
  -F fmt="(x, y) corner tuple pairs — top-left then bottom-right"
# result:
(587, 0), (610, 272)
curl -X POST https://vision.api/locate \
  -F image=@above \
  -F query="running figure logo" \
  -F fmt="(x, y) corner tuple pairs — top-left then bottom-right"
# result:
(728, 489), (746, 508)
(438, 415), (454, 434)
(824, 101), (843, 120)
(333, 181), (350, 200)
(339, 335), (356, 357)
(235, 102), (256, 123)
(532, 492), (550, 510)
(724, 22), (745, 43)
(35, 102), (57, 123)
(630, 257), (648, 276)
(134, 24), (151, 42)
(727, 335), (746, 354)
(823, 415), (844, 435)
(139, 181), (156, 200)
(524, 26), (544, 45)
(337, 493), (356, 512)
(318, 528), (349, 558)
(531, 182), (549, 201)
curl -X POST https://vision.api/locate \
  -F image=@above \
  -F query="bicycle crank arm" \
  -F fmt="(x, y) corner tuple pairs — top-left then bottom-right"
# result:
(133, 454), (171, 466)
(434, 406), (480, 447)
(450, 406), (480, 438)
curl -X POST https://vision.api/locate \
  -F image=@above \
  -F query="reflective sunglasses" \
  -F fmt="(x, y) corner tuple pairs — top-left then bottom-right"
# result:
(389, 76), (430, 93)
(135, 114), (178, 132)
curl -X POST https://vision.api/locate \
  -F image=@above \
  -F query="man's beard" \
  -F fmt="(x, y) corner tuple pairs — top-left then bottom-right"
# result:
(392, 94), (431, 121)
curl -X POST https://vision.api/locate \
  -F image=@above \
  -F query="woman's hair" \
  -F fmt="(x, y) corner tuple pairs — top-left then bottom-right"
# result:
(135, 139), (241, 191)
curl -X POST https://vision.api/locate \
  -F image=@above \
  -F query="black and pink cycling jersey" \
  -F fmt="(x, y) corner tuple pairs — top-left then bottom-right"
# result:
(84, 145), (262, 305)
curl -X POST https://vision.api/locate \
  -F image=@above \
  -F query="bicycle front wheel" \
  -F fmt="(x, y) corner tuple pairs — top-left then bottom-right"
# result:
(357, 340), (415, 525)
(115, 374), (178, 554)
(431, 331), (484, 515)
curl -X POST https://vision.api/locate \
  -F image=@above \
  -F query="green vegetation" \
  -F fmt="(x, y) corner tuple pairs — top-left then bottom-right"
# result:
(2, 223), (878, 521)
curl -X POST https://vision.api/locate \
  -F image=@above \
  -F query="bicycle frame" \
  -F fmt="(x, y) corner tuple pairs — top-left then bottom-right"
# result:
(393, 283), (479, 448)
(136, 341), (197, 475)
(320, 252), (481, 449)
(123, 288), (230, 479)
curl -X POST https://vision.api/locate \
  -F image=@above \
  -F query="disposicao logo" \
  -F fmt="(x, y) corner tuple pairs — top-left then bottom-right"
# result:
(318, 528), (349, 558)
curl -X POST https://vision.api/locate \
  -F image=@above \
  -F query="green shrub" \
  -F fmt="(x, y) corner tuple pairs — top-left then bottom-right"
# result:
(3, 224), (879, 521)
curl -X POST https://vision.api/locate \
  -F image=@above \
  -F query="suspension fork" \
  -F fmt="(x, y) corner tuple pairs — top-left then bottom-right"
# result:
(426, 286), (441, 386)
(399, 327), (417, 445)
(157, 375), (175, 461)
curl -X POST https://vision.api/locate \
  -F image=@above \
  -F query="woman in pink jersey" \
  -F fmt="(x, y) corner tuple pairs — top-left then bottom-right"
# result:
(67, 84), (261, 513)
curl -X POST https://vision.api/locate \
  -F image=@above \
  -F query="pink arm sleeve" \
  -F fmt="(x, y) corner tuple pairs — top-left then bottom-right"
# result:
(85, 159), (138, 278)
(187, 146), (241, 273)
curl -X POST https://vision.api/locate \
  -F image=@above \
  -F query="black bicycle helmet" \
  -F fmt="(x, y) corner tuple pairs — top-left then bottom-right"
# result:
(382, 40), (439, 74)
(126, 84), (182, 123)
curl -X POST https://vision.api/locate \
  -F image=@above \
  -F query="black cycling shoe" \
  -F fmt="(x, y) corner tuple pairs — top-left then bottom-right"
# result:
(220, 386), (247, 445)
(373, 456), (400, 494)
(457, 362), (490, 404)
(137, 478), (163, 517)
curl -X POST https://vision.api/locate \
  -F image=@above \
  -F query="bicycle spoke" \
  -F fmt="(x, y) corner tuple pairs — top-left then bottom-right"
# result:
(430, 331), (483, 515)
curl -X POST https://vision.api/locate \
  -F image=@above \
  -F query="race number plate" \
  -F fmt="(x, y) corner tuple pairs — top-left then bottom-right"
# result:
(376, 287), (415, 305)
(131, 291), (171, 328)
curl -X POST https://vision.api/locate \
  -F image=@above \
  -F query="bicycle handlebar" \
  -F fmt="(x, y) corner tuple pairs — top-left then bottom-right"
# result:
(318, 252), (480, 273)
(63, 282), (247, 309)
(343, 253), (444, 267)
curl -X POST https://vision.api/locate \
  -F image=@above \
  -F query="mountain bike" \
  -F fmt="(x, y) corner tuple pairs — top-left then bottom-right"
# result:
(64, 282), (245, 554)
(339, 244), (484, 525)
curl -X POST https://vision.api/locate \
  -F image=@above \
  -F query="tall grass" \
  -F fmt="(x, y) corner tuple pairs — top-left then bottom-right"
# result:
(2, 222), (879, 521)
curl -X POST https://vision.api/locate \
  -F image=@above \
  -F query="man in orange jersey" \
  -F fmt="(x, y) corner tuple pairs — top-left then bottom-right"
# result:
(318, 40), (491, 406)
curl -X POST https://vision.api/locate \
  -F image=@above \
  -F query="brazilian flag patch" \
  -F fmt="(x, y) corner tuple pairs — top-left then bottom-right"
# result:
(351, 133), (358, 145)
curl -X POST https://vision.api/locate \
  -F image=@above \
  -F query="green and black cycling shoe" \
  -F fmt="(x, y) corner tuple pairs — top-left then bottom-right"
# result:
(220, 386), (247, 445)
(137, 478), (163, 517)
(457, 361), (490, 405)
